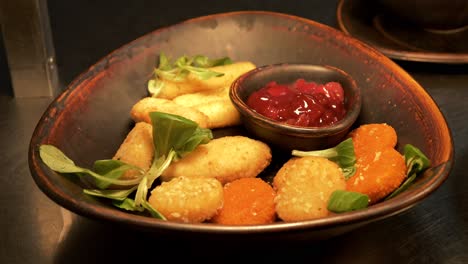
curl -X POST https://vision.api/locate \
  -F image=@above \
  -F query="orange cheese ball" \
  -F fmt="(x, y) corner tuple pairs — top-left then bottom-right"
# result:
(346, 123), (406, 204)
(211, 178), (276, 225)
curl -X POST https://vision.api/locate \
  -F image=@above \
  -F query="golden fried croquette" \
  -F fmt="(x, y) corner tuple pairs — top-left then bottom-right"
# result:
(273, 157), (346, 222)
(148, 177), (223, 223)
(212, 178), (276, 225)
(347, 148), (406, 204)
(112, 122), (154, 181)
(172, 87), (241, 128)
(172, 87), (228, 107)
(130, 97), (209, 128)
(155, 61), (256, 99)
(193, 99), (241, 129)
(161, 136), (272, 184)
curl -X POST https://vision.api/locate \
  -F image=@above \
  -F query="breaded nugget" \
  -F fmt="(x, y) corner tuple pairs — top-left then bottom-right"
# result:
(148, 177), (223, 223)
(193, 99), (241, 128)
(346, 123), (406, 203)
(346, 148), (406, 204)
(212, 178), (276, 225)
(173, 87), (240, 128)
(112, 122), (154, 180)
(161, 136), (272, 184)
(273, 157), (346, 222)
(172, 87), (228, 107)
(349, 123), (397, 157)
(155, 61), (256, 99)
(130, 97), (209, 128)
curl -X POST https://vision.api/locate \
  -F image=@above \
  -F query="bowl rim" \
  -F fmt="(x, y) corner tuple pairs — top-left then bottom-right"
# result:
(229, 63), (362, 137)
(28, 10), (454, 235)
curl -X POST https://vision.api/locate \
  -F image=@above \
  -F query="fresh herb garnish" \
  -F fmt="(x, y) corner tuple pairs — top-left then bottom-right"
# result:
(39, 112), (213, 219)
(385, 144), (431, 200)
(292, 138), (357, 179)
(39, 145), (144, 188)
(327, 190), (369, 213)
(148, 52), (232, 96)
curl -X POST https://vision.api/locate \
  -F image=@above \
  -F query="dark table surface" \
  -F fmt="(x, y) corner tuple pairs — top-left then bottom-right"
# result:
(1, 1), (467, 263)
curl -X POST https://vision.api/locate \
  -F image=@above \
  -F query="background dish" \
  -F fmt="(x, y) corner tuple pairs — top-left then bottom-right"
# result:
(337, 0), (468, 63)
(29, 11), (452, 240)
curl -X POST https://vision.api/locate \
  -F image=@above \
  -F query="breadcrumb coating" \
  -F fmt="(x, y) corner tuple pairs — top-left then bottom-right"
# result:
(148, 177), (223, 223)
(161, 136), (272, 185)
(273, 157), (346, 222)
(212, 178), (276, 225)
(130, 97), (209, 128)
(112, 122), (153, 180)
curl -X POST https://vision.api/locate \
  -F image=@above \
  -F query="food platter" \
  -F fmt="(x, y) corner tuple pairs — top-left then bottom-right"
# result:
(28, 11), (453, 240)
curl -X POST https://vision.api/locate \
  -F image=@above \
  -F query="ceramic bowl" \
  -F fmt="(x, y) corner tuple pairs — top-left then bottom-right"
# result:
(28, 11), (453, 241)
(377, 0), (468, 31)
(230, 63), (361, 151)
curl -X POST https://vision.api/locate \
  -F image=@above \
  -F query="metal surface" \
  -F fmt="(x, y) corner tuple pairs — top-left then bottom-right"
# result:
(0, 0), (59, 97)
(1, 1), (468, 263)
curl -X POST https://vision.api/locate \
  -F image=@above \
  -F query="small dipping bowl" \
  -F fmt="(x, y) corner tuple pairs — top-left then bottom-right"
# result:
(229, 63), (361, 151)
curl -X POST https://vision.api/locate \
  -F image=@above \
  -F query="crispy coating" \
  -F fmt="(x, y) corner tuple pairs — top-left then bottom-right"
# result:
(155, 61), (256, 99)
(193, 99), (241, 129)
(347, 147), (406, 204)
(173, 87), (241, 129)
(172, 87), (228, 106)
(112, 122), (154, 180)
(148, 177), (223, 223)
(161, 136), (272, 185)
(212, 178), (276, 225)
(346, 123), (406, 204)
(130, 97), (209, 128)
(273, 157), (346, 222)
(348, 123), (397, 157)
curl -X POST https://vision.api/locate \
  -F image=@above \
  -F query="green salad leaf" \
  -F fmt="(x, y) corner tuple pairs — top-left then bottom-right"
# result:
(292, 138), (357, 179)
(39, 145), (143, 188)
(327, 190), (369, 213)
(385, 144), (431, 200)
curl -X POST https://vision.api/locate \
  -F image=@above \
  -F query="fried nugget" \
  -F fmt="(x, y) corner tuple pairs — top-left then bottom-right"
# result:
(346, 123), (406, 204)
(148, 177), (223, 223)
(155, 61), (256, 99)
(130, 97), (209, 128)
(112, 122), (154, 180)
(346, 148), (406, 204)
(273, 157), (346, 222)
(212, 178), (276, 225)
(173, 87), (240, 128)
(161, 136), (272, 184)
(349, 123), (397, 157)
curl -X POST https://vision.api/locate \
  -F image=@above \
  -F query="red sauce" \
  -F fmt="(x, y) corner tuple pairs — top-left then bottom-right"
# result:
(246, 79), (346, 127)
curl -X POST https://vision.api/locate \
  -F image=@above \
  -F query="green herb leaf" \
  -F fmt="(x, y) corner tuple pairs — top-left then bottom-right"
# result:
(150, 112), (212, 159)
(327, 190), (369, 213)
(193, 55), (232, 67)
(292, 138), (357, 179)
(93, 159), (143, 189)
(142, 200), (166, 220)
(39, 145), (142, 187)
(112, 198), (145, 212)
(84, 186), (138, 201)
(385, 144), (431, 200)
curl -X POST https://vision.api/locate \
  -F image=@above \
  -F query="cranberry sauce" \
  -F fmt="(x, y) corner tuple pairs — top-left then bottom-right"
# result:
(246, 79), (346, 127)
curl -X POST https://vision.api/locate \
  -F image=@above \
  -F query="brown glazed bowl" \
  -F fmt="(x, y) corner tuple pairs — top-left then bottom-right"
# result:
(28, 11), (453, 241)
(230, 63), (361, 151)
(377, 0), (468, 31)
